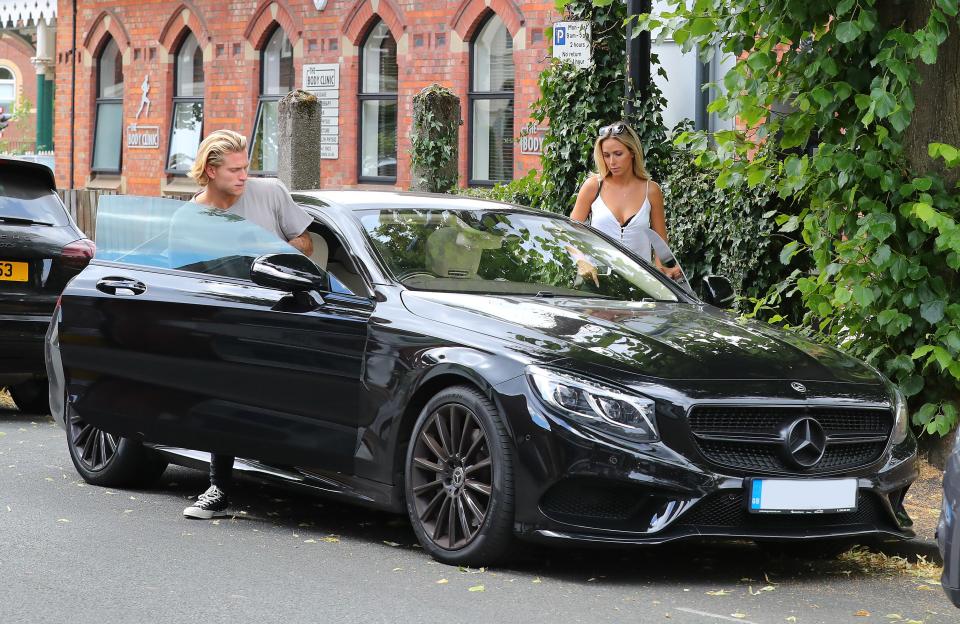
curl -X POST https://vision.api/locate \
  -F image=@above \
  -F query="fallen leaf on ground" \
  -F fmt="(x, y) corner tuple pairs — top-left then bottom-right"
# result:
(706, 589), (731, 596)
(436, 579), (448, 584)
(730, 613), (746, 619)
(885, 615), (902, 620)
(532, 577), (542, 584)
(56, 518), (70, 523)
(392, 567), (403, 572)
(383, 540), (400, 547)
(320, 536), (340, 543)
(303, 539), (317, 543)
(916, 585), (934, 591)
(856, 610), (871, 617)
(786, 617), (797, 622)
(468, 585), (485, 592)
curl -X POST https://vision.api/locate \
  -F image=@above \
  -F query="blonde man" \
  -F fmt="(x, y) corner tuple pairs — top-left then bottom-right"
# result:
(187, 129), (313, 256)
(182, 129), (313, 519)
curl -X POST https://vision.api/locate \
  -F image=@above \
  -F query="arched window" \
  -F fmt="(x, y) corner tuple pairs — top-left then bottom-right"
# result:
(358, 20), (398, 182)
(167, 32), (205, 173)
(0, 66), (15, 113)
(250, 26), (294, 175)
(469, 14), (514, 185)
(92, 37), (124, 173)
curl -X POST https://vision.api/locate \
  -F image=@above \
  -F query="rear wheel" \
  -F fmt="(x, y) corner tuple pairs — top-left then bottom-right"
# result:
(8, 379), (49, 414)
(404, 385), (515, 566)
(66, 407), (167, 487)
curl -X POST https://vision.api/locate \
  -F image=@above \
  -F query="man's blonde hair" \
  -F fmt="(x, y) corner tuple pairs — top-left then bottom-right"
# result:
(188, 129), (248, 186)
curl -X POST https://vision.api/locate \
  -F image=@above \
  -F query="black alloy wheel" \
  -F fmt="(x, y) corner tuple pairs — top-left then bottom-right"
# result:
(69, 410), (121, 473)
(65, 405), (167, 487)
(405, 385), (514, 566)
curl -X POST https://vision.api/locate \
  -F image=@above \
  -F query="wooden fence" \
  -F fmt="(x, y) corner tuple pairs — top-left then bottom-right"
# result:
(57, 189), (115, 240)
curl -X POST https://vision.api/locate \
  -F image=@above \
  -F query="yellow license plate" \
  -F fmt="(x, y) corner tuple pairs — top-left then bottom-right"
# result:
(0, 260), (28, 282)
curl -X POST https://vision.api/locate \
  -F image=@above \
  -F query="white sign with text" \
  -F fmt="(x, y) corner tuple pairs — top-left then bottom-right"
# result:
(303, 63), (340, 160)
(552, 21), (592, 69)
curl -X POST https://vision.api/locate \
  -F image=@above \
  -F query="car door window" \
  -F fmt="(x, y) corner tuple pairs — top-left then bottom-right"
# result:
(95, 195), (302, 279)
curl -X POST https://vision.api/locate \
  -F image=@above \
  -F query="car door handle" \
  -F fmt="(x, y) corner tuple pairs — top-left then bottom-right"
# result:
(96, 277), (147, 296)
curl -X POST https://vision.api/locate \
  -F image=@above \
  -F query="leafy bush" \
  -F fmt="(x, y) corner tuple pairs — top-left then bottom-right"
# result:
(661, 144), (806, 317)
(455, 170), (543, 208)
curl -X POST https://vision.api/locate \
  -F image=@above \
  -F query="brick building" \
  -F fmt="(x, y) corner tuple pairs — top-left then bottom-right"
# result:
(53, 0), (559, 196)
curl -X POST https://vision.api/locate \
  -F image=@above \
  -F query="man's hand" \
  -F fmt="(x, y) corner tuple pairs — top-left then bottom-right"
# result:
(661, 264), (683, 280)
(288, 231), (314, 256)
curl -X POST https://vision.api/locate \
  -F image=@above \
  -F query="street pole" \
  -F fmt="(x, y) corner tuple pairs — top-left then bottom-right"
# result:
(624, 0), (652, 124)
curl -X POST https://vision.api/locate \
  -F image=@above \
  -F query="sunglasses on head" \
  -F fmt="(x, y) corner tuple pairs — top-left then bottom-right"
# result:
(598, 122), (628, 138)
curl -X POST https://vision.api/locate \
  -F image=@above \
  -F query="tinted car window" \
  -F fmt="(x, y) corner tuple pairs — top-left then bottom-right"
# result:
(96, 195), (301, 279)
(0, 167), (68, 226)
(359, 208), (678, 302)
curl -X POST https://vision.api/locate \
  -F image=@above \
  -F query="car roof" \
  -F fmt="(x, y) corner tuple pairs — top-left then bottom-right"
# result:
(291, 189), (541, 214)
(0, 157), (56, 191)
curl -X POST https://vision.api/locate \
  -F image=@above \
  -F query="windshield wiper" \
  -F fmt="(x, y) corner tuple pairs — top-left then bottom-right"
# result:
(0, 216), (54, 226)
(535, 290), (555, 297)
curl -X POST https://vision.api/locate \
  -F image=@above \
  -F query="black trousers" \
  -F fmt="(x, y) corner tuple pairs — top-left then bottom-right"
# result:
(210, 453), (235, 492)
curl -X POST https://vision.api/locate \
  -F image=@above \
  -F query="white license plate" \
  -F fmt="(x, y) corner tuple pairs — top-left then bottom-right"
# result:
(748, 478), (857, 514)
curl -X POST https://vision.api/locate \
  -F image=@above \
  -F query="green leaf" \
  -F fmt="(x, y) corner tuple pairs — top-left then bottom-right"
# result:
(932, 346), (954, 371)
(901, 374), (924, 397)
(853, 285), (876, 307)
(920, 300), (946, 324)
(913, 402), (937, 426)
(834, 21), (862, 43)
(871, 244), (892, 266)
(912, 345), (935, 359)
(938, 0), (959, 17)
(779, 240), (799, 265)
(836, 0), (856, 15)
(690, 17), (717, 37)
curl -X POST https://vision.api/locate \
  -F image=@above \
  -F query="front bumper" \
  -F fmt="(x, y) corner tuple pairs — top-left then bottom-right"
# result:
(497, 377), (918, 546)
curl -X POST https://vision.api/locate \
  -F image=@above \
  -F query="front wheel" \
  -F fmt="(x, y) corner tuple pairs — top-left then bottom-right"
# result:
(66, 407), (167, 487)
(404, 385), (515, 566)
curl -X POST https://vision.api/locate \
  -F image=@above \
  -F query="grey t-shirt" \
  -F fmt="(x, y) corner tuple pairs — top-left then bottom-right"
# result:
(204, 177), (311, 242)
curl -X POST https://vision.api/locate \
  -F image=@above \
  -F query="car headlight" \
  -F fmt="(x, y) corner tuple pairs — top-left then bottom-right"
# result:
(526, 365), (658, 441)
(891, 385), (909, 445)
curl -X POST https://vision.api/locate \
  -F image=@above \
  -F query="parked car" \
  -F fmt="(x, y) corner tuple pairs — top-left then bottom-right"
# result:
(0, 158), (93, 412)
(939, 431), (960, 607)
(46, 191), (917, 565)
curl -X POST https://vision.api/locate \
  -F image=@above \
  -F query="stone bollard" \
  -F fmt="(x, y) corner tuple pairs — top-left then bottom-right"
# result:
(411, 84), (461, 193)
(277, 89), (322, 190)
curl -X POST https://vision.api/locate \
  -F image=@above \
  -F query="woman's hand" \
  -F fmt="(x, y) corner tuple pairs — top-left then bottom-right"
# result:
(661, 264), (683, 280)
(576, 259), (600, 287)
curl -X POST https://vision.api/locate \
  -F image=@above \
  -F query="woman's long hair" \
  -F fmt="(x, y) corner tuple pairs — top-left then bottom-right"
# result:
(592, 121), (651, 181)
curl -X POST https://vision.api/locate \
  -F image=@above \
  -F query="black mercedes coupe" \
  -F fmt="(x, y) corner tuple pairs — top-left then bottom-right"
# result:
(46, 190), (918, 565)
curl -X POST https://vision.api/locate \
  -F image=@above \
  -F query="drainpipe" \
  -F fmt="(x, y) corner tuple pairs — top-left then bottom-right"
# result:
(69, 0), (77, 188)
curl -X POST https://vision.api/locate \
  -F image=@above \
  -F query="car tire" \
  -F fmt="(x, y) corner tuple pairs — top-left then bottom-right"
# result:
(404, 385), (515, 566)
(8, 379), (49, 414)
(65, 405), (167, 488)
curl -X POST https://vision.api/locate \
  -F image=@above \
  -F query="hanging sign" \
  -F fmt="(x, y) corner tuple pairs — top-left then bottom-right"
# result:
(552, 21), (592, 69)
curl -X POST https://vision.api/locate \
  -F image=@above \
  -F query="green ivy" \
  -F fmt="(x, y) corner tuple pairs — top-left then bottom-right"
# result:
(410, 85), (459, 193)
(455, 170), (544, 207)
(531, 0), (670, 215)
(637, 1), (960, 436)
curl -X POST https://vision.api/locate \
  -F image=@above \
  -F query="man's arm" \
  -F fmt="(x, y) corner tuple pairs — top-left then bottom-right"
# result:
(288, 231), (314, 256)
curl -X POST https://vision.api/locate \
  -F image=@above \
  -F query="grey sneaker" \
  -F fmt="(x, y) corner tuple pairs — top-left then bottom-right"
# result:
(183, 485), (229, 519)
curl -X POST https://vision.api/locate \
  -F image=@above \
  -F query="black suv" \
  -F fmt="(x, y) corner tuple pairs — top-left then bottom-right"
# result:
(1, 158), (94, 412)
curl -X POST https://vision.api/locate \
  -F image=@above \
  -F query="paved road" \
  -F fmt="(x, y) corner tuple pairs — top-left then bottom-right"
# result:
(0, 406), (954, 624)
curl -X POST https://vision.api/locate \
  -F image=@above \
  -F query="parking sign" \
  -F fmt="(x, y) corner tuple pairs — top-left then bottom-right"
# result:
(552, 21), (591, 69)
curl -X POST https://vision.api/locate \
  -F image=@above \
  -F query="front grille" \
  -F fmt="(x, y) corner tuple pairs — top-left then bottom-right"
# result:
(540, 479), (645, 521)
(688, 405), (892, 475)
(677, 490), (892, 530)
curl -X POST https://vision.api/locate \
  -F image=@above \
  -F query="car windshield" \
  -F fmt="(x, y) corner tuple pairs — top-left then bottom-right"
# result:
(95, 195), (298, 279)
(358, 208), (680, 301)
(0, 167), (68, 226)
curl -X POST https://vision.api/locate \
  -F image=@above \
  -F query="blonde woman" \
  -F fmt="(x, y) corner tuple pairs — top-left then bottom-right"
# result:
(570, 121), (681, 280)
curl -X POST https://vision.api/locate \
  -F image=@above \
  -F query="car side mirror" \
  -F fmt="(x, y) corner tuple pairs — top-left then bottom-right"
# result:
(701, 275), (735, 308)
(251, 253), (330, 293)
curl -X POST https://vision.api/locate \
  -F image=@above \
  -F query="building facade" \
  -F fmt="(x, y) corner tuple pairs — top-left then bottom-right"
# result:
(53, 0), (559, 196)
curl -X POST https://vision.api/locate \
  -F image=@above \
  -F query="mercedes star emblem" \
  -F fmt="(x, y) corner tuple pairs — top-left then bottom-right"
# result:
(791, 381), (807, 393)
(784, 417), (827, 468)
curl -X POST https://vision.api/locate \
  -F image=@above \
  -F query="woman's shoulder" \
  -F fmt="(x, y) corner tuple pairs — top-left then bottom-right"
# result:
(646, 178), (663, 197)
(580, 174), (602, 191)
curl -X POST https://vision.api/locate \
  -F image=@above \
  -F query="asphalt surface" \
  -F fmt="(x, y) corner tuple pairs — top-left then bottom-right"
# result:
(1, 406), (956, 624)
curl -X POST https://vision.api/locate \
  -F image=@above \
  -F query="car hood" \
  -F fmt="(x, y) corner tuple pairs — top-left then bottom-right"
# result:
(400, 291), (882, 384)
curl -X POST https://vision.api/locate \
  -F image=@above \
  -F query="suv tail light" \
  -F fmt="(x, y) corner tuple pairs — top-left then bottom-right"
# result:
(61, 238), (96, 270)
